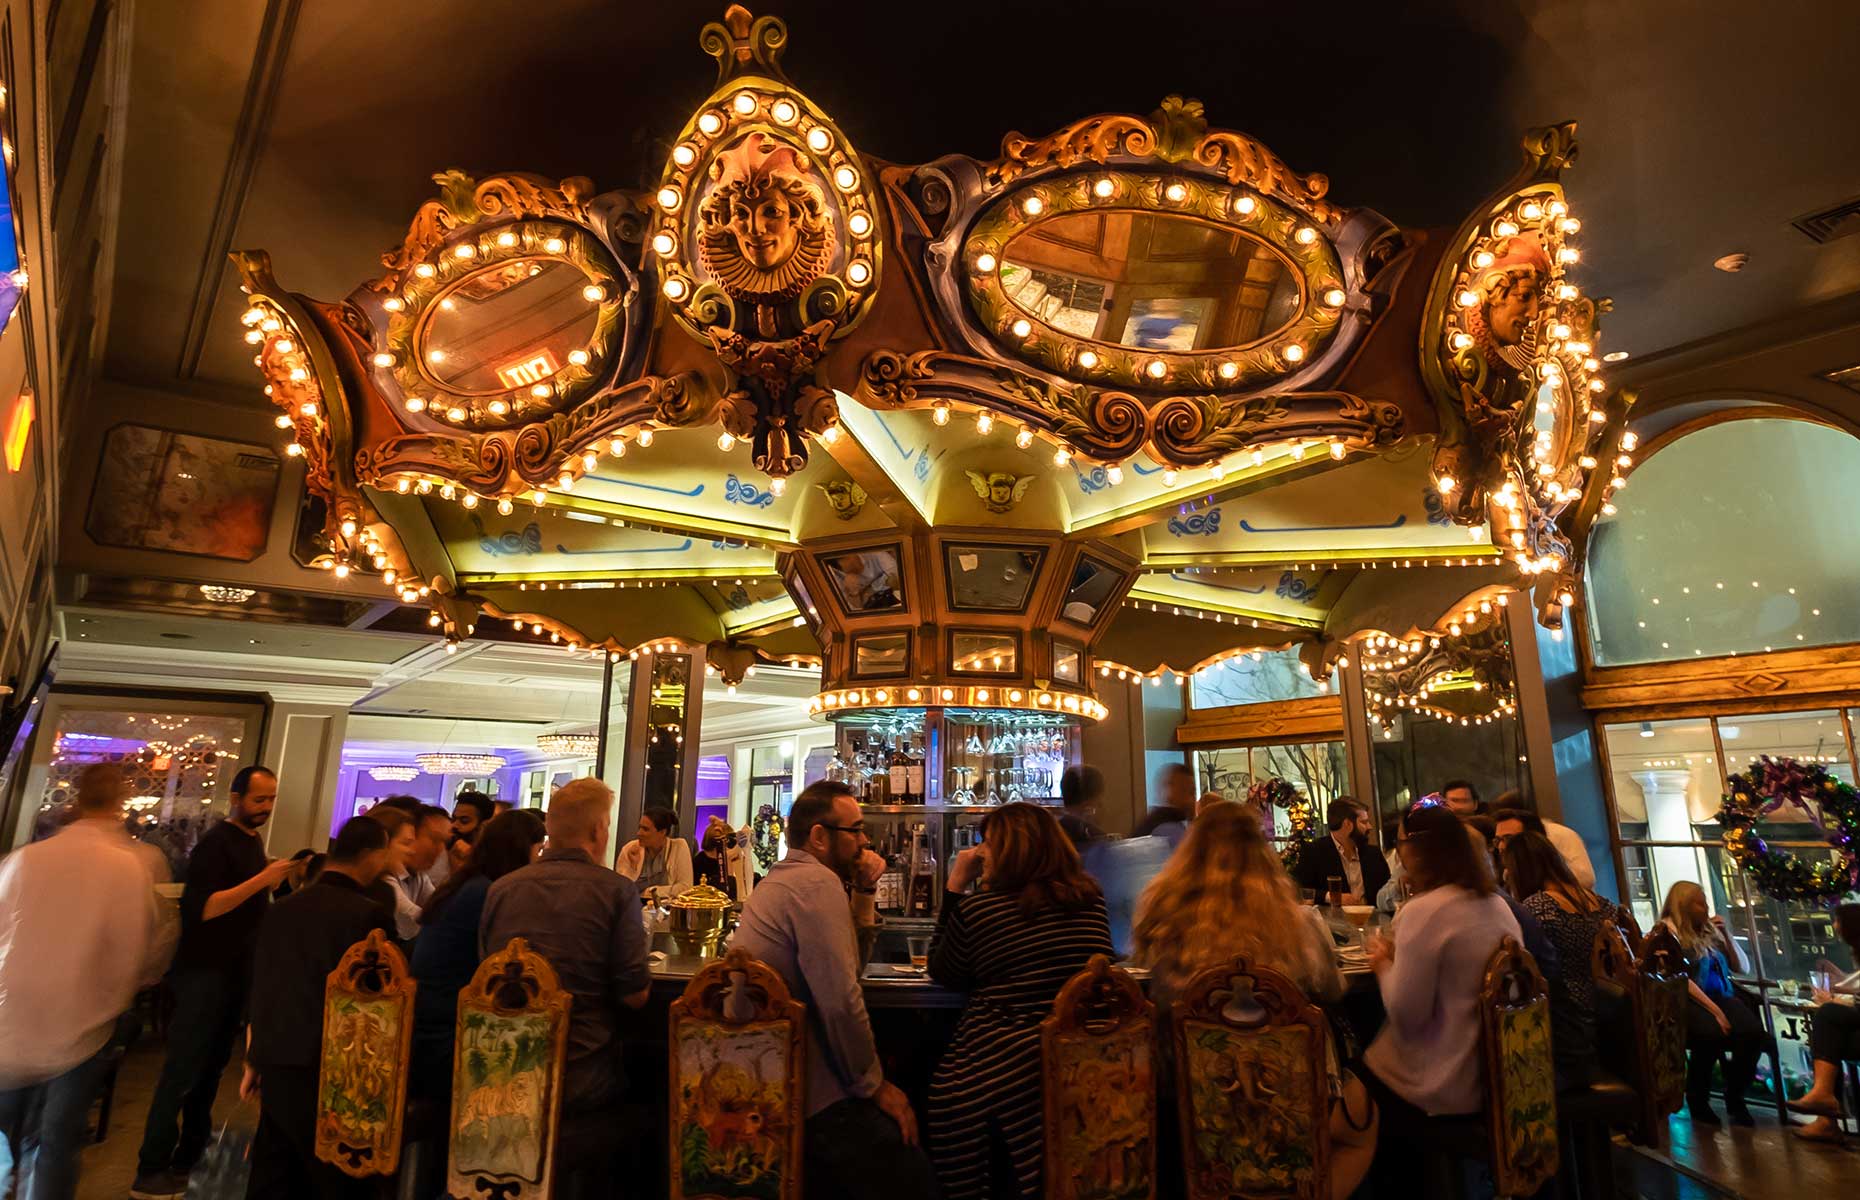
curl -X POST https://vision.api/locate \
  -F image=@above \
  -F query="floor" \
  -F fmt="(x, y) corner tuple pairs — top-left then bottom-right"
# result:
(75, 1040), (243, 1200)
(51, 1041), (1860, 1200)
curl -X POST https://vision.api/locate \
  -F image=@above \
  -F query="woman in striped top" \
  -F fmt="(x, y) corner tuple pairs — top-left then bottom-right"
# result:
(927, 802), (1115, 1200)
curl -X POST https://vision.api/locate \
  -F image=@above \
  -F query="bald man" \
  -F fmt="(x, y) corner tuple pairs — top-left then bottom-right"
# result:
(479, 779), (650, 1117)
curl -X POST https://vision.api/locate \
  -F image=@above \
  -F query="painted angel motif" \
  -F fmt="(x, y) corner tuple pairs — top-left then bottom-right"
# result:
(966, 471), (1033, 513)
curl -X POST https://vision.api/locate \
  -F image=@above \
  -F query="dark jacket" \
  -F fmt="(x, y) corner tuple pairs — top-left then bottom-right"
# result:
(247, 872), (395, 1070)
(1293, 832), (1391, 903)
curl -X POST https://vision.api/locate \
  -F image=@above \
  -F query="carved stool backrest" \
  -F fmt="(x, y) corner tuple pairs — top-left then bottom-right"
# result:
(1479, 936), (1559, 1197)
(1171, 957), (1329, 1200)
(1041, 954), (1157, 1200)
(668, 948), (807, 1200)
(1592, 921), (1635, 989)
(316, 929), (415, 1176)
(444, 938), (571, 1200)
(1630, 925), (1690, 1145)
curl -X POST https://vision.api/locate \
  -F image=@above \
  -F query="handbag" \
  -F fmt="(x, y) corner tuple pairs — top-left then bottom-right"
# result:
(183, 1117), (256, 1200)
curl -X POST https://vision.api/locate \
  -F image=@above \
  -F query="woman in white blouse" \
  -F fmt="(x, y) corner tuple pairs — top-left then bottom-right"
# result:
(1362, 802), (1521, 1181)
(615, 806), (693, 902)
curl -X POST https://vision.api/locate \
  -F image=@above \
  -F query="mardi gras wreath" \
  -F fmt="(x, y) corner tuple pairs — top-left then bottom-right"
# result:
(751, 803), (785, 872)
(1248, 777), (1317, 877)
(1717, 756), (1860, 903)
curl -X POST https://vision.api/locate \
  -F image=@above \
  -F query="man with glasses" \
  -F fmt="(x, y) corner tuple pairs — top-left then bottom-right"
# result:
(731, 781), (934, 1200)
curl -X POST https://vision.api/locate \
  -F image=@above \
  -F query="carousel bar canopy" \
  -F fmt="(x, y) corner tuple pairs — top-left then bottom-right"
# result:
(231, 4), (1627, 719)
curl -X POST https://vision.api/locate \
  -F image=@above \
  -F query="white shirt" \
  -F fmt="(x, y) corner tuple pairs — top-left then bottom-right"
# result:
(1542, 821), (1596, 889)
(0, 820), (158, 1086)
(1365, 885), (1521, 1115)
(615, 837), (694, 898)
(388, 869), (433, 941)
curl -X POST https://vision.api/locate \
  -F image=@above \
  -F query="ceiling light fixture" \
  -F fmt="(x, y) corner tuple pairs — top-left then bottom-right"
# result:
(1602, 351), (1630, 363)
(367, 766), (419, 782)
(414, 752), (507, 775)
(535, 732), (600, 757)
(199, 585), (256, 604)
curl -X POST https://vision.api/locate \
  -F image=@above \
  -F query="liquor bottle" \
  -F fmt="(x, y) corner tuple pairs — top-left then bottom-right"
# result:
(879, 826), (906, 913)
(888, 735), (909, 803)
(906, 823), (937, 917)
(905, 738), (926, 803)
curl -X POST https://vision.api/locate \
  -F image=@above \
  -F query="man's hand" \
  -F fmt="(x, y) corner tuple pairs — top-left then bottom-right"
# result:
(1365, 931), (1394, 974)
(239, 1062), (262, 1103)
(853, 850), (887, 890)
(258, 858), (297, 888)
(874, 1081), (919, 1146)
(1811, 987), (1834, 1006)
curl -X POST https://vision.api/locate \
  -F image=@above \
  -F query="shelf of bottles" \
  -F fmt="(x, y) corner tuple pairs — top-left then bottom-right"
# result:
(821, 706), (1082, 919)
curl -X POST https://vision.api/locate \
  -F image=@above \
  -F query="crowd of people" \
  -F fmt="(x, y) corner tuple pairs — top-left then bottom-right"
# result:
(0, 759), (1856, 1200)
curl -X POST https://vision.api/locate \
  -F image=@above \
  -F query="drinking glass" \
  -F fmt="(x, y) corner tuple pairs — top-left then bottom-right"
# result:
(1779, 979), (1800, 1000)
(1326, 875), (1345, 906)
(1809, 969), (1833, 996)
(907, 934), (931, 973)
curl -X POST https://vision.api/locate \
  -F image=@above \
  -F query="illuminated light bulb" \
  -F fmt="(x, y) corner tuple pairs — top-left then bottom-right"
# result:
(1145, 358), (1167, 379)
(339, 518), (358, 539)
(382, 297), (404, 313)
(1015, 427), (1034, 449)
(413, 263), (436, 279)
(733, 91), (757, 115)
(452, 243), (476, 260)
(582, 282), (606, 303)
(1520, 200), (1544, 221)
(288, 366), (308, 382)
(1217, 360), (1239, 380)
(1251, 449), (1264, 466)
(488, 399), (510, 416)
(1162, 469), (1177, 486)
(974, 251), (999, 273)
(833, 166), (858, 191)
(819, 425), (841, 445)
(1281, 344), (1305, 363)
(495, 230), (518, 248)
(446, 406), (467, 421)
(1212, 461), (1228, 480)
(1457, 289), (1480, 308)
(608, 437), (627, 457)
(1496, 220), (1519, 237)
(297, 399), (316, 417)
(274, 413), (293, 429)
(1077, 349), (1099, 369)
(1583, 357), (1600, 371)
(1323, 288), (1346, 307)
(663, 277), (688, 301)
(1588, 378), (1606, 393)
(771, 98), (798, 124)
(260, 318), (281, 333)
(1601, 502), (1617, 516)
(975, 411), (994, 435)
(1092, 177), (1115, 198)
(932, 402), (950, 426)
(807, 126), (831, 152)
(1163, 181), (1187, 202)
(333, 562), (350, 579)
(497, 498), (514, 515)
(847, 260), (871, 285)
(768, 476), (786, 496)
(557, 472), (575, 490)
(1558, 246), (1580, 264)
(427, 348), (446, 364)
(848, 212), (871, 237)
(650, 232), (676, 257)
(582, 451), (599, 471)
(1549, 323), (1572, 341)
(1294, 226), (1318, 245)
(698, 111), (723, 136)
(371, 351), (394, 368)
(1106, 464), (1124, 485)
(1589, 409), (1608, 423)
(285, 442), (303, 457)
(1329, 440), (1346, 459)
(243, 329), (264, 345)
(1011, 318), (1032, 338)
(241, 306), (265, 326)
(655, 186), (681, 210)
(533, 488), (548, 504)
(395, 479), (411, 494)
(717, 432), (737, 452)
(1053, 446), (1071, 466)
(1559, 217), (1581, 234)
(636, 428), (654, 447)
(1230, 194), (1259, 216)
(1473, 250), (1495, 269)
(460, 493), (478, 509)
(1022, 195), (1044, 216)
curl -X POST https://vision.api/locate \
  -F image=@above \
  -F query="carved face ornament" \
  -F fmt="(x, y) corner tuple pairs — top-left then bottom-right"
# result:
(1468, 234), (1550, 373)
(697, 134), (836, 302)
(967, 470), (1034, 513)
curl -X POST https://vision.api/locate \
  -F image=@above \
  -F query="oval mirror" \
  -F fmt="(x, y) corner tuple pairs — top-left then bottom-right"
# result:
(419, 259), (603, 395)
(999, 212), (1303, 352)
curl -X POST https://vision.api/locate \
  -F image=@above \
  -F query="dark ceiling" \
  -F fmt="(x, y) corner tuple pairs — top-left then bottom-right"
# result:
(102, 0), (1860, 402)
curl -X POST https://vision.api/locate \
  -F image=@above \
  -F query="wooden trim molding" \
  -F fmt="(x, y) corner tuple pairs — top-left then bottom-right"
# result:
(1176, 694), (1345, 747)
(1581, 643), (1860, 717)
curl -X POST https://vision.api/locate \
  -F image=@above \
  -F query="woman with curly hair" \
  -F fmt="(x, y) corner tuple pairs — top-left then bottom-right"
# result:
(1132, 802), (1372, 1200)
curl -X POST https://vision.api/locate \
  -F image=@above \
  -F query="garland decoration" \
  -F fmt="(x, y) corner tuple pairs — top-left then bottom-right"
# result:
(751, 803), (785, 873)
(1717, 756), (1860, 903)
(1249, 777), (1317, 878)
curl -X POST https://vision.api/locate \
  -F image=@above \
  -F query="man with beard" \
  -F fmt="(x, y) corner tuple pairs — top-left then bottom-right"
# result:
(1295, 797), (1391, 906)
(131, 767), (294, 1200)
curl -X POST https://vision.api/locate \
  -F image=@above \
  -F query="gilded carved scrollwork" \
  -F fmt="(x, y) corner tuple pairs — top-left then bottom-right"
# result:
(1361, 624), (1518, 728)
(368, 170), (599, 295)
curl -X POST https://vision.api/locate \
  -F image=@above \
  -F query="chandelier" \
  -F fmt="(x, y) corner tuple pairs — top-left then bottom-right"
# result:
(414, 752), (507, 775)
(535, 732), (599, 757)
(368, 765), (419, 782)
(199, 585), (256, 603)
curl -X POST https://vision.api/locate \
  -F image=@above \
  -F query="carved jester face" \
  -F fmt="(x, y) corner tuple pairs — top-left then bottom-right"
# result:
(1472, 234), (1551, 361)
(697, 134), (836, 301)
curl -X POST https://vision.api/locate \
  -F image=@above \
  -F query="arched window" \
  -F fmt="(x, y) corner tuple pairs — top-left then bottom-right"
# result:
(1585, 418), (1860, 665)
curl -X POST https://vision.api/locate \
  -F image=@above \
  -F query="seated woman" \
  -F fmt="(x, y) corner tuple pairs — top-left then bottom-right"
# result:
(926, 803), (1114, 1200)
(1793, 902), (1860, 1142)
(1501, 830), (1612, 1091)
(1133, 801), (1373, 1200)
(407, 809), (546, 1101)
(1362, 803), (1520, 1179)
(615, 806), (693, 902)
(1659, 880), (1767, 1126)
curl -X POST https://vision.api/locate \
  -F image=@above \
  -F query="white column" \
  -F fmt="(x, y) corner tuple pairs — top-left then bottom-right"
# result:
(1631, 768), (1703, 909)
(260, 703), (351, 854)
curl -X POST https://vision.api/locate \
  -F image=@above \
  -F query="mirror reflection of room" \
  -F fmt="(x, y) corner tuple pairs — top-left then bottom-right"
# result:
(1000, 211), (1302, 351)
(421, 259), (603, 392)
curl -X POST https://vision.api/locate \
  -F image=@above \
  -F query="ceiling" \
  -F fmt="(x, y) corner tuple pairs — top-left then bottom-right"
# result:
(99, 0), (1860, 407)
